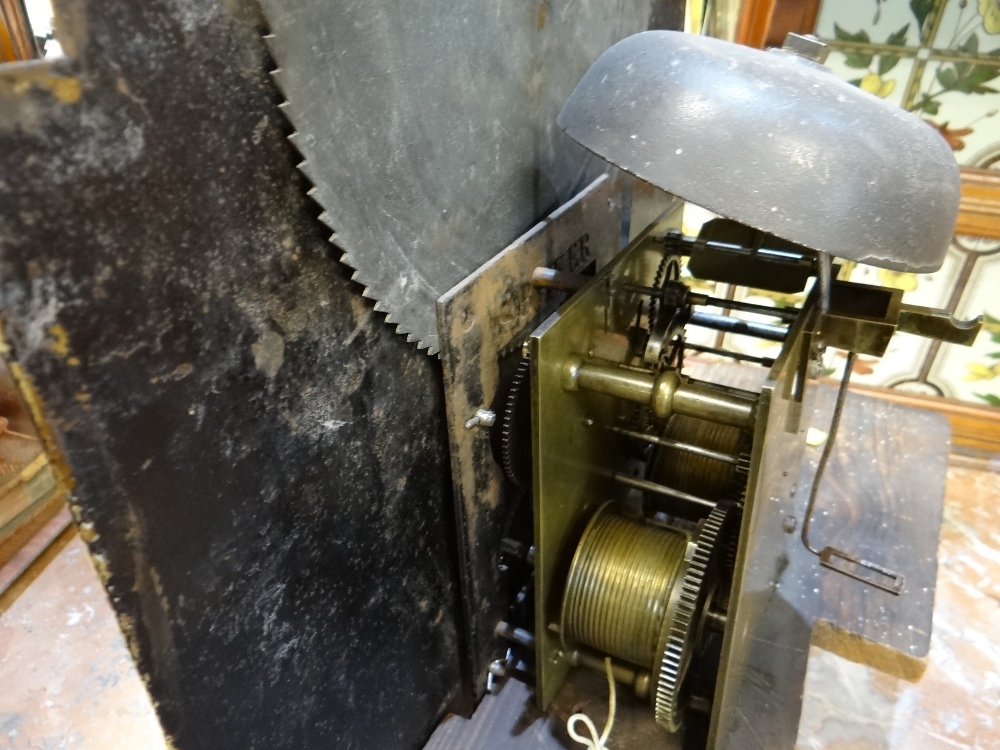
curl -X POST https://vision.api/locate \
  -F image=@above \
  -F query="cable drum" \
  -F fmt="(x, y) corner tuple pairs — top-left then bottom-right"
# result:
(561, 503), (689, 670)
(651, 414), (747, 502)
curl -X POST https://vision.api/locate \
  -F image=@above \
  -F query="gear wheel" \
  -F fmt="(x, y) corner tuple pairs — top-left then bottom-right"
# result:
(500, 356), (532, 488)
(653, 503), (733, 732)
(646, 252), (676, 334)
(723, 505), (743, 582)
(643, 254), (686, 370)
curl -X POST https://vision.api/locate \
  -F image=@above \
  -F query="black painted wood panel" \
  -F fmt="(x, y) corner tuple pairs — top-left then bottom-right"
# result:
(0, 2), (465, 748)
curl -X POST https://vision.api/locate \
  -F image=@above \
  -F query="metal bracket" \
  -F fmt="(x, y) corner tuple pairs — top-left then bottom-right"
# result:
(897, 305), (983, 345)
(819, 547), (905, 595)
(435, 174), (628, 698)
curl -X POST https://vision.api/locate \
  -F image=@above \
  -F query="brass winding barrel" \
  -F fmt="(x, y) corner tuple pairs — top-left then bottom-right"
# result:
(561, 504), (689, 669)
(652, 414), (745, 502)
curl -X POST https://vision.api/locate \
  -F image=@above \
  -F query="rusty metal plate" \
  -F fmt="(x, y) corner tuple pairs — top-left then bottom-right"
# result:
(436, 175), (626, 698)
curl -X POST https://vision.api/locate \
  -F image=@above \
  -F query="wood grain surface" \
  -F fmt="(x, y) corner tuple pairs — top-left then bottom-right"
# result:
(797, 465), (1000, 749)
(957, 166), (1000, 241)
(841, 380), (1000, 459)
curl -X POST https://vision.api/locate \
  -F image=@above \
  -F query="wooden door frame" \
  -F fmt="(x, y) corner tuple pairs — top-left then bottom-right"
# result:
(735, 0), (822, 49)
(0, 0), (37, 62)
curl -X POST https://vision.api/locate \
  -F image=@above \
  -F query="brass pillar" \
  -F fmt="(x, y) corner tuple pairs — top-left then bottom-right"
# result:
(563, 356), (756, 429)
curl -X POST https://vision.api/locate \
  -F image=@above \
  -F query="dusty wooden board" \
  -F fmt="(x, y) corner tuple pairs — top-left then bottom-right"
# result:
(424, 679), (564, 750)
(687, 363), (945, 748)
(688, 362), (944, 669)
(797, 392), (944, 677)
(797, 464), (1000, 749)
(842, 380), (1000, 459)
(0, 2), (469, 746)
(436, 175), (625, 698)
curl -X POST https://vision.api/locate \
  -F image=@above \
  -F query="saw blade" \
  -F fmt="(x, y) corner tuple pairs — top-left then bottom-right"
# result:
(260, 0), (661, 353)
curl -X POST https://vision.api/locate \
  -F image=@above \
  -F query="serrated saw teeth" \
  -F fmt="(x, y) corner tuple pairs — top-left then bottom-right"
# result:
(258, 1), (484, 353)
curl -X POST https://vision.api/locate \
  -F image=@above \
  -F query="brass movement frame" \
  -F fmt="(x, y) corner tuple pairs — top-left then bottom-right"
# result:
(530, 212), (685, 709)
(527, 206), (974, 743)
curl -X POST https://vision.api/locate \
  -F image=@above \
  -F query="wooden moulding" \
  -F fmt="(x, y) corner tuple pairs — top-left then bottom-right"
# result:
(0, 483), (64, 570)
(0, 0), (38, 62)
(957, 166), (1000, 241)
(839, 381), (1000, 459)
(734, 0), (821, 49)
(0, 498), (70, 602)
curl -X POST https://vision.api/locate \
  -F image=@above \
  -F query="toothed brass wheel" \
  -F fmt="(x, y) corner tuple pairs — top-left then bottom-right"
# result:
(559, 502), (734, 733)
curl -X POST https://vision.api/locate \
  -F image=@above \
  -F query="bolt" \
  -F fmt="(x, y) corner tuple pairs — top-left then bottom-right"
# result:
(782, 515), (798, 534)
(464, 408), (496, 429)
(489, 659), (507, 677)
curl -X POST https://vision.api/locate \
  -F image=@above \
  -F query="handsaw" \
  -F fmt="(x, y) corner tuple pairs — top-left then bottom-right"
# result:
(261, 0), (674, 352)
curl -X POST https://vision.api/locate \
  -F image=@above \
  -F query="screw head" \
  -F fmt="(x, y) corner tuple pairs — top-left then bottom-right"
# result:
(464, 408), (496, 429)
